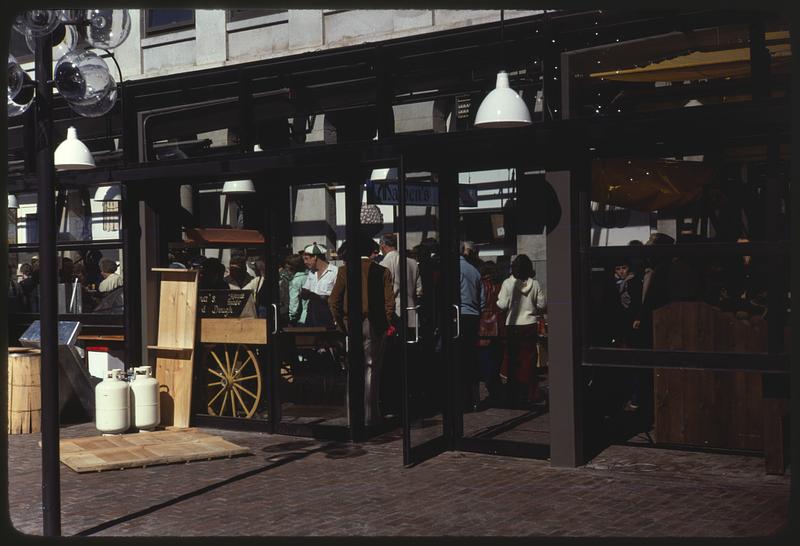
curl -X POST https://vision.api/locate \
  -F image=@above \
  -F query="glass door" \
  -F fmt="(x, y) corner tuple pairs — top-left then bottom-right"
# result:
(387, 159), (458, 465)
(453, 168), (553, 460)
(265, 176), (351, 439)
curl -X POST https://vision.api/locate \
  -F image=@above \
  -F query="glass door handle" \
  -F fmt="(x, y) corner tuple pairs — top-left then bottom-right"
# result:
(452, 304), (461, 339)
(270, 303), (279, 334)
(406, 305), (420, 344)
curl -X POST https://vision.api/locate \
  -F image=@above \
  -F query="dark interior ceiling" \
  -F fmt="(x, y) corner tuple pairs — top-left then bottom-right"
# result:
(6, 8), (787, 167)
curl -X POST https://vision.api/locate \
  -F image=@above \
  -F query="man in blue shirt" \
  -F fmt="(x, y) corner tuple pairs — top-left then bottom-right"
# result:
(459, 241), (485, 411)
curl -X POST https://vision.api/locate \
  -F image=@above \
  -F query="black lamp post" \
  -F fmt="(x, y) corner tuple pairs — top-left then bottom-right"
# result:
(32, 30), (62, 537)
(12, 10), (131, 536)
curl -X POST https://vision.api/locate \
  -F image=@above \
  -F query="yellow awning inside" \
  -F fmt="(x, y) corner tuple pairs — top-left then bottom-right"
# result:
(591, 39), (791, 82)
(592, 159), (716, 212)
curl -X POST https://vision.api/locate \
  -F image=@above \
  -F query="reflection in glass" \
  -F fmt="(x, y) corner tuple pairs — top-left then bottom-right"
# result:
(588, 252), (786, 352)
(590, 156), (791, 246)
(7, 248), (125, 315)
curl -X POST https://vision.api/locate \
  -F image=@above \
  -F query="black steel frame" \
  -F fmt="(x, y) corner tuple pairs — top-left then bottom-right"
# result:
(8, 11), (794, 534)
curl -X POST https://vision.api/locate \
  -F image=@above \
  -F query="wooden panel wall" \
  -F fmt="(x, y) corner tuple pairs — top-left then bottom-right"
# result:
(653, 302), (765, 450)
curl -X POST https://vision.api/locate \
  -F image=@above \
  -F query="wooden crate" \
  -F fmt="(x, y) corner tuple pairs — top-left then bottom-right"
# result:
(8, 349), (41, 434)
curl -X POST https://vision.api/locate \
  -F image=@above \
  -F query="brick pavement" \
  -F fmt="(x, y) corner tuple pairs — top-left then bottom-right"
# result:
(6, 422), (791, 538)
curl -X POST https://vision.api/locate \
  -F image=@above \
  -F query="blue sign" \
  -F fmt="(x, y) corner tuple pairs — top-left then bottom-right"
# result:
(366, 182), (478, 207)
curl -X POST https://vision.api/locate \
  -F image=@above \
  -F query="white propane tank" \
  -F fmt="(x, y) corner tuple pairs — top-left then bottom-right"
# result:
(129, 366), (160, 431)
(95, 369), (130, 434)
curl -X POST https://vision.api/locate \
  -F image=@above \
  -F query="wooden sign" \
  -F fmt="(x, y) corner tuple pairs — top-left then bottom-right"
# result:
(198, 290), (252, 318)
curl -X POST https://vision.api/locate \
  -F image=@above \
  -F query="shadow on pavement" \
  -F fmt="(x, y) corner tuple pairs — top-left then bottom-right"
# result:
(75, 438), (369, 536)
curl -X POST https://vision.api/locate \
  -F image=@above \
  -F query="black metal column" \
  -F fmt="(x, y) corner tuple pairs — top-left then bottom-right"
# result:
(34, 32), (61, 537)
(264, 179), (284, 432)
(396, 156), (411, 464)
(437, 170), (460, 446)
(122, 183), (142, 367)
(344, 169), (365, 442)
(790, 24), (800, 534)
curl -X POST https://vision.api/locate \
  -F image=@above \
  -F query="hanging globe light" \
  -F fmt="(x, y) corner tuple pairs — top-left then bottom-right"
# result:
(85, 9), (131, 49)
(13, 10), (61, 37)
(57, 10), (86, 25)
(54, 50), (114, 106)
(7, 54), (25, 101)
(8, 93), (34, 117)
(26, 23), (78, 61)
(7, 55), (34, 117)
(68, 78), (118, 118)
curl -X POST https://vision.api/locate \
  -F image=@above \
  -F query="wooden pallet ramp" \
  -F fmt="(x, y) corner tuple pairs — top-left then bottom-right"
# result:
(57, 429), (250, 473)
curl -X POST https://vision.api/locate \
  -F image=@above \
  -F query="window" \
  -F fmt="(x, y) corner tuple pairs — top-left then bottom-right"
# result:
(144, 9), (195, 36)
(102, 201), (120, 232)
(7, 189), (125, 318)
(227, 9), (287, 23)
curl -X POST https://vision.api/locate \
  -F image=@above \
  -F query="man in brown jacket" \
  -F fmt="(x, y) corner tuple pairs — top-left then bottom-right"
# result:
(329, 236), (395, 426)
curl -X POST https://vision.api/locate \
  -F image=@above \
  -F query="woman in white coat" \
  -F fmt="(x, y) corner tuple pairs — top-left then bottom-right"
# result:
(496, 254), (546, 408)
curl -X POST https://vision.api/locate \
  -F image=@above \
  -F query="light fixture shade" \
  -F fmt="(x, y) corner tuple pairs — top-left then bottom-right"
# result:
(8, 194), (19, 209)
(369, 167), (398, 181)
(474, 71), (532, 128)
(54, 126), (95, 171)
(682, 99), (704, 161)
(94, 184), (122, 202)
(222, 179), (256, 195)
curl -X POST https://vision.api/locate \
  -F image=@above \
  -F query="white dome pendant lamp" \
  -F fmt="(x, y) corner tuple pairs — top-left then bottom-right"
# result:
(222, 144), (260, 195)
(474, 10), (532, 128)
(54, 126), (95, 170)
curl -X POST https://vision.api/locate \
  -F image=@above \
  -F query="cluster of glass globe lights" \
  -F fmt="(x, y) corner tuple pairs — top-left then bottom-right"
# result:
(8, 9), (131, 123)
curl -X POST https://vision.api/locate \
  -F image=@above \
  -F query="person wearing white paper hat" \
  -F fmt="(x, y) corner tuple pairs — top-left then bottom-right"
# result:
(300, 242), (338, 327)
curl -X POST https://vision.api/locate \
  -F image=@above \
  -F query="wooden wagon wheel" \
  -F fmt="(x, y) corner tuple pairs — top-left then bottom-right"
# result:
(205, 344), (262, 418)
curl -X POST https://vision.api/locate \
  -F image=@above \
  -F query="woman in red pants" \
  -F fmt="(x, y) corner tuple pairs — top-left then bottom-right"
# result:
(496, 254), (546, 409)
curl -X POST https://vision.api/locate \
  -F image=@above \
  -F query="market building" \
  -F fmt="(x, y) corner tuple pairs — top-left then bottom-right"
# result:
(4, 8), (795, 534)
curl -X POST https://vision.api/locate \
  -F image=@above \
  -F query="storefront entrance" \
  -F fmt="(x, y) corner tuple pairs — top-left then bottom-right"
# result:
(182, 152), (562, 465)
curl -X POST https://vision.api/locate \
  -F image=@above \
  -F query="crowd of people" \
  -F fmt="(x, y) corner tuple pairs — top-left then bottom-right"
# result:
(8, 252), (124, 314)
(177, 235), (548, 425)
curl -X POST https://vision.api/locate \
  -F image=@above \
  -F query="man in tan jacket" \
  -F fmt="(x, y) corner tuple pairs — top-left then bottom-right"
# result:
(329, 236), (394, 426)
